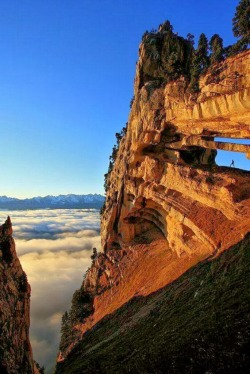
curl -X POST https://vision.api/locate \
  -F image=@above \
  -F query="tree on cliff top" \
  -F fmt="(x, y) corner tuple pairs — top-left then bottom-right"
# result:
(209, 34), (224, 64)
(196, 33), (210, 72)
(189, 33), (209, 92)
(160, 20), (173, 33)
(233, 0), (250, 49)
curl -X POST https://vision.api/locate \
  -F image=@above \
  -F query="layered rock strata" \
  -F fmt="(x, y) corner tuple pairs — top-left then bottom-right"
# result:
(0, 217), (35, 374)
(57, 26), (250, 371)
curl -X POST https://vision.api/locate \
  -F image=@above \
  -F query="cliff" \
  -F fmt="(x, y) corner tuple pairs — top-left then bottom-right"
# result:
(0, 218), (36, 374)
(56, 25), (250, 373)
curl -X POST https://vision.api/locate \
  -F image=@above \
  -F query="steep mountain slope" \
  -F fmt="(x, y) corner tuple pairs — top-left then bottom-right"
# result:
(0, 194), (104, 210)
(0, 218), (36, 374)
(56, 234), (250, 374)
(56, 24), (250, 373)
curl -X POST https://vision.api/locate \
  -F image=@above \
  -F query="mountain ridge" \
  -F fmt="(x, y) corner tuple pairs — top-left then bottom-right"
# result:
(0, 194), (105, 210)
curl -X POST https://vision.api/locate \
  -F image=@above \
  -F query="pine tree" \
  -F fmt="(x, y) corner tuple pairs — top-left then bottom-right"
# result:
(115, 132), (123, 145)
(209, 34), (224, 64)
(189, 47), (200, 92)
(186, 33), (195, 47)
(91, 247), (98, 261)
(189, 33), (209, 93)
(59, 311), (72, 353)
(61, 311), (70, 336)
(70, 289), (93, 323)
(233, 0), (250, 47)
(196, 33), (210, 73)
(160, 20), (174, 33)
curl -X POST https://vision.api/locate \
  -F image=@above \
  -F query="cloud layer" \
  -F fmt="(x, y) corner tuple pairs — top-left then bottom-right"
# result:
(0, 209), (101, 373)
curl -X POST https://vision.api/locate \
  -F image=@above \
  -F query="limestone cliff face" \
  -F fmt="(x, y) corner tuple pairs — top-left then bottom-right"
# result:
(56, 27), (250, 368)
(101, 46), (250, 257)
(0, 218), (35, 374)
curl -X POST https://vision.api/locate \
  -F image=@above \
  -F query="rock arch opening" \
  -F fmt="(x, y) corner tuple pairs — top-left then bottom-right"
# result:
(214, 138), (250, 171)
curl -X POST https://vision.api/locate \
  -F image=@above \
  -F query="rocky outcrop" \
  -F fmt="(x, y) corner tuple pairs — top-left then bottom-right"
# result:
(56, 25), (250, 373)
(0, 218), (35, 374)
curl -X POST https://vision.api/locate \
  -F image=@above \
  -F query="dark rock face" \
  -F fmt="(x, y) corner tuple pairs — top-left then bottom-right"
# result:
(0, 217), (34, 374)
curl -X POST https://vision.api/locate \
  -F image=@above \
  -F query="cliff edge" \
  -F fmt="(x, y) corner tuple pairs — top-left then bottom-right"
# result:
(0, 217), (36, 374)
(56, 24), (250, 373)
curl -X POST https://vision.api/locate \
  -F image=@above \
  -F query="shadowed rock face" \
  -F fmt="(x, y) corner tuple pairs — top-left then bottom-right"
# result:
(56, 26), (250, 372)
(0, 217), (35, 374)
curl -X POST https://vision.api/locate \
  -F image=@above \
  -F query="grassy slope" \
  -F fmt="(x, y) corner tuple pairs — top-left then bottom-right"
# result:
(56, 235), (250, 374)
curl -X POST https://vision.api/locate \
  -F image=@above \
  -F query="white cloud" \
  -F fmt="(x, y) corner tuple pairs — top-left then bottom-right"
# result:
(0, 209), (101, 373)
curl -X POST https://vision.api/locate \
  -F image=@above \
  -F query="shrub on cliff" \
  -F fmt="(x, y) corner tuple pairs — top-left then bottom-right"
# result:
(1, 239), (13, 264)
(59, 289), (94, 354)
(59, 311), (72, 353)
(70, 289), (93, 322)
(34, 361), (45, 374)
(91, 247), (98, 262)
(102, 124), (127, 202)
(129, 96), (135, 108)
(100, 200), (106, 215)
(18, 272), (28, 293)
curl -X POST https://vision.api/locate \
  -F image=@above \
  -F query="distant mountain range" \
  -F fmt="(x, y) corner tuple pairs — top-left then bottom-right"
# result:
(0, 194), (105, 210)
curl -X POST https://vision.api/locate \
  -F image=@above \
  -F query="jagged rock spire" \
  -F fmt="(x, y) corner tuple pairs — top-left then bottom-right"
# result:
(0, 216), (13, 236)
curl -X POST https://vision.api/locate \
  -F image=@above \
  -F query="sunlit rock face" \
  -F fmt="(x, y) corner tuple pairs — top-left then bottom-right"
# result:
(56, 26), (250, 371)
(101, 45), (250, 270)
(0, 218), (35, 374)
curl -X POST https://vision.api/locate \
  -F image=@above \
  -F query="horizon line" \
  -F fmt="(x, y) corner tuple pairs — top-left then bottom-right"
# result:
(0, 192), (105, 200)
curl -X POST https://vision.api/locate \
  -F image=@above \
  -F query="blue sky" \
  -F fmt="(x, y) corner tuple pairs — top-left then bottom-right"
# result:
(0, 0), (247, 198)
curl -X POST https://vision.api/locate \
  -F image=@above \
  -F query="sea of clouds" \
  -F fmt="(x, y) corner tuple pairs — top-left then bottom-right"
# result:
(0, 209), (101, 373)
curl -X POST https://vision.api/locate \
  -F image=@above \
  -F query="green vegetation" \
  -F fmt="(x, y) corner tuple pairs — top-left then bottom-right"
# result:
(129, 96), (135, 108)
(189, 33), (209, 92)
(101, 124), (127, 214)
(90, 247), (98, 262)
(1, 239), (13, 264)
(59, 311), (77, 354)
(56, 235), (250, 373)
(60, 288), (94, 355)
(18, 272), (28, 293)
(141, 1), (248, 92)
(196, 33), (210, 72)
(143, 20), (194, 84)
(233, 0), (250, 50)
(34, 361), (45, 374)
(209, 34), (224, 64)
(70, 289), (93, 322)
